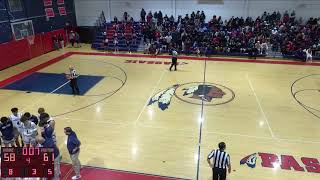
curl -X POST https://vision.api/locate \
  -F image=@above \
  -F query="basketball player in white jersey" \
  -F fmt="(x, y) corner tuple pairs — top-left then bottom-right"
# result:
(20, 116), (37, 147)
(304, 48), (312, 62)
(9, 107), (23, 147)
(38, 108), (56, 144)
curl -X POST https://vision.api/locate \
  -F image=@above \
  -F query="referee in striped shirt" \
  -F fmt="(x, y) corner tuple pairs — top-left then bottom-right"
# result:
(207, 142), (231, 180)
(68, 66), (80, 95)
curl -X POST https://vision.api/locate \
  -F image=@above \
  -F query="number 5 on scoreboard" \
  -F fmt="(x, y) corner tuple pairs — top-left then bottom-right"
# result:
(48, 168), (53, 175)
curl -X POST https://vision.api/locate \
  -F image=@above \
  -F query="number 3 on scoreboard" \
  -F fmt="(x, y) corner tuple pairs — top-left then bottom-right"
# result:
(32, 168), (37, 175)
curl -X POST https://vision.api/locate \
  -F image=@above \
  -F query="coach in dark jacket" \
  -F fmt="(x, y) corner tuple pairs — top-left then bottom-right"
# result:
(64, 127), (82, 180)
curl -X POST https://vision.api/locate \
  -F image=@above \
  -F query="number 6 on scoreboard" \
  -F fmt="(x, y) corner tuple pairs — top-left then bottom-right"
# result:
(43, 153), (48, 161)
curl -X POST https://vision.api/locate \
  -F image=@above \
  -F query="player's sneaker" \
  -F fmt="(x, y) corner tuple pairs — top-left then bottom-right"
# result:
(72, 175), (82, 180)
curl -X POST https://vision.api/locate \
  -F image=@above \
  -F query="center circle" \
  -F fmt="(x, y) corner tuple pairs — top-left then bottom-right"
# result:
(174, 82), (235, 106)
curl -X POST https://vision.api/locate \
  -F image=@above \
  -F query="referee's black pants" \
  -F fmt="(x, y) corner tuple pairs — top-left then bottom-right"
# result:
(169, 57), (177, 71)
(212, 168), (226, 180)
(70, 78), (80, 95)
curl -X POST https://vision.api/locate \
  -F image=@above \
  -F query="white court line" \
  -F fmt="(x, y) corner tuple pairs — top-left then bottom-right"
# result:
(51, 80), (71, 93)
(60, 116), (320, 144)
(246, 73), (275, 138)
(21, 80), (70, 112)
(230, 173), (277, 180)
(204, 130), (320, 144)
(62, 117), (131, 126)
(139, 123), (320, 144)
(134, 68), (167, 125)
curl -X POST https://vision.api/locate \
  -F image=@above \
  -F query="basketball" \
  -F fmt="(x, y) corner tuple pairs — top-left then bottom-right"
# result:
(65, 74), (71, 80)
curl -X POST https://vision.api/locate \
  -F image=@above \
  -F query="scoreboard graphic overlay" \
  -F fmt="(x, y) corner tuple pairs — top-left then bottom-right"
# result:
(1, 147), (55, 178)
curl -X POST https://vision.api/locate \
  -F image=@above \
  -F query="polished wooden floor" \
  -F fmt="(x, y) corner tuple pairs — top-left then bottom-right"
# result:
(0, 45), (320, 180)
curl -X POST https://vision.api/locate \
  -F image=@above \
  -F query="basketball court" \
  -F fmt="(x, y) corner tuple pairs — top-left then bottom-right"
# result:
(0, 46), (320, 180)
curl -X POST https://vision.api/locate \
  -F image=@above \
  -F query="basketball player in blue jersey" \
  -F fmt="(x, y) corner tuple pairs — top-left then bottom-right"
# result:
(38, 108), (57, 144)
(39, 113), (56, 142)
(67, 66), (80, 95)
(0, 117), (16, 147)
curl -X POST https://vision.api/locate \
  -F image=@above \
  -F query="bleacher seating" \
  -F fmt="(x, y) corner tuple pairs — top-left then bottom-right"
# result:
(91, 12), (143, 52)
(91, 11), (319, 61)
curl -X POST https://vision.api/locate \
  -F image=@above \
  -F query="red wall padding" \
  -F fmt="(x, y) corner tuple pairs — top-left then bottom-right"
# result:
(41, 29), (67, 54)
(30, 34), (44, 58)
(0, 29), (67, 71)
(0, 39), (30, 70)
(41, 32), (54, 54)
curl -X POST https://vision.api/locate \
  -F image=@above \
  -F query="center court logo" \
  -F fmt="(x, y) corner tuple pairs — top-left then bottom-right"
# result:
(240, 152), (320, 173)
(148, 82), (235, 110)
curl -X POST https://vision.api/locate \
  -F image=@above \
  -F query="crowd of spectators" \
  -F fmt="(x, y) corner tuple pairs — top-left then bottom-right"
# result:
(138, 9), (320, 58)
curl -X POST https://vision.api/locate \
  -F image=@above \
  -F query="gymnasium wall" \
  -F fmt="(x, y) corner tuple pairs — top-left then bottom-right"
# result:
(0, 0), (76, 43)
(0, 0), (77, 70)
(75, 0), (320, 26)
(0, 29), (67, 70)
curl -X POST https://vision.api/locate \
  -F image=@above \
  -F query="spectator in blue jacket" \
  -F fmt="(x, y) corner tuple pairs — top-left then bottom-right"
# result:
(64, 127), (81, 180)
